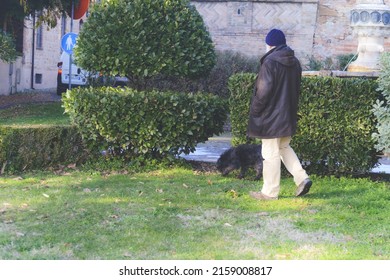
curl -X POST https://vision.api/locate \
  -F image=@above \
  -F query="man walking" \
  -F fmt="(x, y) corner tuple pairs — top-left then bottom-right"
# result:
(247, 29), (312, 200)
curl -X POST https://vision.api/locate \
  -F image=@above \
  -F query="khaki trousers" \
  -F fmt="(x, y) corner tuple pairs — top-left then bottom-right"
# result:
(261, 137), (309, 198)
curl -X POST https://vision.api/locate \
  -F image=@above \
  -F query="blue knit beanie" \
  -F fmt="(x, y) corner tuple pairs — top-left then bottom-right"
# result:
(265, 29), (286, 46)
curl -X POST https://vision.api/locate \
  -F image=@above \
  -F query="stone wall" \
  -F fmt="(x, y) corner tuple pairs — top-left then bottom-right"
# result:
(313, 0), (362, 60)
(192, 0), (319, 61)
(192, 0), (390, 65)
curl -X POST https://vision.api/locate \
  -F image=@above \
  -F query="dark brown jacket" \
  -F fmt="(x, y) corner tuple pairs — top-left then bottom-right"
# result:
(247, 44), (302, 139)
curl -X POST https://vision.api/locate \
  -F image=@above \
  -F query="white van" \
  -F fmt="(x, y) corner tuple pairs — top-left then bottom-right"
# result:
(56, 52), (90, 95)
(56, 52), (129, 95)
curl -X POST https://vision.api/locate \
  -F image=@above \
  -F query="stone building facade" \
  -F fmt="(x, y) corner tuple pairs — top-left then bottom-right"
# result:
(0, 16), (85, 96)
(192, 0), (390, 61)
(1, 0), (390, 95)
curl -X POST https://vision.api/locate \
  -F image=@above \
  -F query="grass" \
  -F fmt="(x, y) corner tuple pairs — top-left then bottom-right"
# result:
(0, 103), (389, 260)
(0, 169), (389, 260)
(0, 103), (70, 126)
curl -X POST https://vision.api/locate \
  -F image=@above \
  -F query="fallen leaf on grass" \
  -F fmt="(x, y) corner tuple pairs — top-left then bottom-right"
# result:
(345, 235), (354, 241)
(42, 193), (50, 198)
(276, 254), (291, 259)
(257, 212), (270, 217)
(12, 176), (24, 180)
(20, 203), (29, 209)
(226, 189), (238, 199)
(67, 163), (77, 169)
(307, 209), (318, 214)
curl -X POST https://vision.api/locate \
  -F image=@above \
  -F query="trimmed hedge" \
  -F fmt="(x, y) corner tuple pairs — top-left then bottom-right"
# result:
(228, 74), (380, 175)
(372, 52), (390, 156)
(63, 87), (228, 159)
(0, 125), (88, 173)
(228, 73), (257, 146)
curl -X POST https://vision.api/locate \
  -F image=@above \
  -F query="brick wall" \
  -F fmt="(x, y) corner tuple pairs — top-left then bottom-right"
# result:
(192, 0), (390, 65)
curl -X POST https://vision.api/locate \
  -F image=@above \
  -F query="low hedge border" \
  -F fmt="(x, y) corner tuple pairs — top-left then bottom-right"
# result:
(0, 125), (88, 173)
(228, 74), (380, 175)
(62, 87), (228, 159)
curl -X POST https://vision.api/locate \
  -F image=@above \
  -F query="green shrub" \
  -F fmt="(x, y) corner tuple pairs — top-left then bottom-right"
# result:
(62, 87), (228, 159)
(372, 52), (390, 156)
(305, 54), (357, 71)
(227, 73), (257, 146)
(337, 53), (357, 71)
(0, 30), (18, 63)
(75, 0), (215, 89)
(305, 56), (324, 71)
(200, 50), (259, 98)
(0, 125), (88, 173)
(228, 74), (380, 175)
(144, 50), (260, 98)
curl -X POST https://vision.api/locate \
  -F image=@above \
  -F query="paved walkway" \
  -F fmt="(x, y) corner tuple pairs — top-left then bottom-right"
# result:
(181, 133), (390, 175)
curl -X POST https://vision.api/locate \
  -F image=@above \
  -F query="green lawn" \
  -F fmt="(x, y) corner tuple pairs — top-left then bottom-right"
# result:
(0, 103), (70, 126)
(0, 169), (389, 260)
(0, 103), (389, 260)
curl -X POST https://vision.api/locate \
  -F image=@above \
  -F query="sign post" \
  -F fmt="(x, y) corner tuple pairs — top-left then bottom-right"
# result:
(60, 0), (88, 90)
(61, 32), (78, 55)
(69, 2), (74, 90)
(61, 32), (78, 90)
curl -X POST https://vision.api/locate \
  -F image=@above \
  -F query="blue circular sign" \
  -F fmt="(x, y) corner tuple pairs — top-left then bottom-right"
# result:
(61, 32), (78, 54)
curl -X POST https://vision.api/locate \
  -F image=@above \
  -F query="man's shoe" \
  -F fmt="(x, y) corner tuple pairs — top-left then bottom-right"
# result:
(249, 191), (278, 201)
(296, 178), (312, 197)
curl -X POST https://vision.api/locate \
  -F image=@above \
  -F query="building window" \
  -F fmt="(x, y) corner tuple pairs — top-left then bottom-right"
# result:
(36, 24), (43, 49)
(35, 73), (43, 84)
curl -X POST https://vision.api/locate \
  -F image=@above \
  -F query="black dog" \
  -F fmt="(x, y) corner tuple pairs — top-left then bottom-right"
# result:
(216, 144), (263, 180)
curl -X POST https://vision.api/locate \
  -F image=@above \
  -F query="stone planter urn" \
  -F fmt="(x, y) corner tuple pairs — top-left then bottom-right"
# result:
(348, 0), (390, 72)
